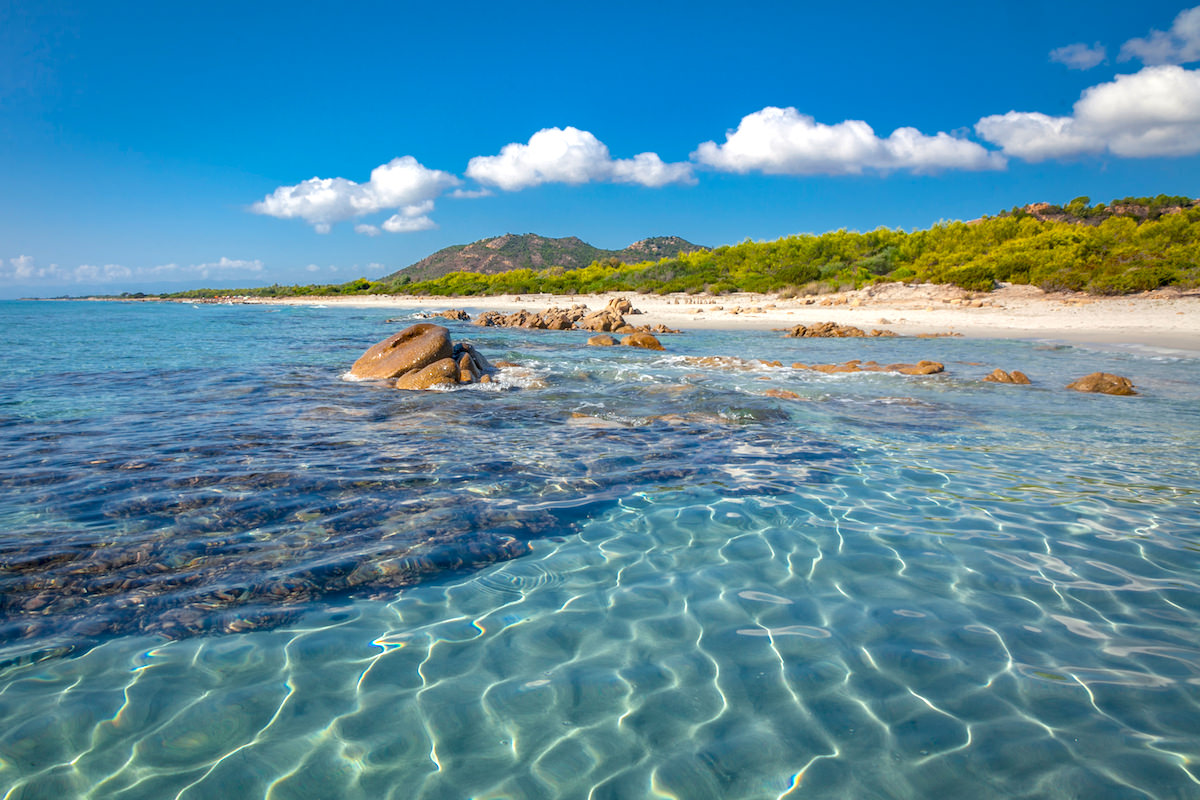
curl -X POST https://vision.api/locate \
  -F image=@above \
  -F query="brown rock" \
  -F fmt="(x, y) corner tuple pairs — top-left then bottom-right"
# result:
(785, 321), (895, 338)
(764, 389), (803, 400)
(588, 335), (618, 346)
(457, 353), (480, 383)
(350, 324), (453, 380)
(578, 309), (625, 332)
(394, 357), (459, 390)
(438, 309), (471, 321)
(607, 297), (634, 315)
(621, 332), (665, 350)
(1066, 372), (1137, 396)
(984, 369), (1032, 385)
(888, 361), (945, 375)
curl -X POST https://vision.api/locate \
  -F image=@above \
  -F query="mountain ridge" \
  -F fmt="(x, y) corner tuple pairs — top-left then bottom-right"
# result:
(382, 234), (707, 283)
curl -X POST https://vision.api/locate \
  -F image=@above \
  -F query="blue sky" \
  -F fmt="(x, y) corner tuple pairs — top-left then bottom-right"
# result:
(3, 0), (1199, 297)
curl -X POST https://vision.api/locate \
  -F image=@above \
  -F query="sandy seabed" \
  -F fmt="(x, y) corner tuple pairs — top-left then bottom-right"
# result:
(199, 283), (1200, 353)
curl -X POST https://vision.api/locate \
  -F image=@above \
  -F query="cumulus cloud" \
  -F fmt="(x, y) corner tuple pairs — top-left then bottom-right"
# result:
(465, 127), (695, 190)
(251, 156), (459, 233)
(449, 187), (493, 199)
(976, 65), (1200, 160)
(381, 200), (437, 233)
(1050, 42), (1107, 70)
(1120, 6), (1200, 65)
(355, 224), (382, 237)
(692, 106), (1004, 175)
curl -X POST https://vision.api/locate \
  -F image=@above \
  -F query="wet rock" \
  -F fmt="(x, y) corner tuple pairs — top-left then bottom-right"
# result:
(588, 335), (618, 346)
(785, 321), (897, 338)
(764, 389), (804, 400)
(790, 360), (945, 375)
(888, 361), (945, 375)
(437, 309), (471, 321)
(351, 324), (499, 390)
(350, 323), (453, 380)
(394, 357), (460, 390)
(1066, 372), (1137, 396)
(621, 332), (665, 351)
(984, 368), (1032, 384)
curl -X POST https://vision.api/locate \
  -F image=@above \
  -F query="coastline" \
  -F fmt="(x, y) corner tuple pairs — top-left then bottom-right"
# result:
(166, 283), (1200, 353)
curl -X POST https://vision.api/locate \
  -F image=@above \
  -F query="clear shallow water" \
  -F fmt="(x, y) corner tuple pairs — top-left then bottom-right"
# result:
(1, 299), (1199, 799)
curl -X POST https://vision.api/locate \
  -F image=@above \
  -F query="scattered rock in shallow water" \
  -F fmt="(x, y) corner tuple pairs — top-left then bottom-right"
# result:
(984, 368), (1032, 385)
(588, 334), (617, 346)
(352, 324), (497, 390)
(785, 321), (896, 338)
(790, 360), (945, 376)
(764, 388), (804, 400)
(1067, 372), (1137, 396)
(621, 332), (665, 351)
(350, 323), (453, 380)
(438, 309), (471, 321)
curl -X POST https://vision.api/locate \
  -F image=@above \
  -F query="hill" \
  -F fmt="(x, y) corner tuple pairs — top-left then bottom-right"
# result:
(383, 234), (706, 283)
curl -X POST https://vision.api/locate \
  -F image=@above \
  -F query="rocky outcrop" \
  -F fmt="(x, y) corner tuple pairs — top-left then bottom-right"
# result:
(1066, 372), (1137, 396)
(785, 322), (897, 338)
(984, 368), (1032, 385)
(351, 324), (495, 390)
(472, 298), (678, 339)
(350, 323), (454, 380)
(587, 335), (617, 346)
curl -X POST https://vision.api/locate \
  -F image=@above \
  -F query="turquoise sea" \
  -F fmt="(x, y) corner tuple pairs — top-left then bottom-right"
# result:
(2, 298), (1199, 799)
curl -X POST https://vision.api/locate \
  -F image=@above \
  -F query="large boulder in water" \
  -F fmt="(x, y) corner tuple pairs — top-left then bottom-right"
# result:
(1066, 372), (1137, 396)
(350, 323), (453, 380)
(352, 324), (498, 390)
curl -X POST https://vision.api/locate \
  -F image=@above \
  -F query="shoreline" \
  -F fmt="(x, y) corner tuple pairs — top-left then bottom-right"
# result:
(82, 283), (1200, 352)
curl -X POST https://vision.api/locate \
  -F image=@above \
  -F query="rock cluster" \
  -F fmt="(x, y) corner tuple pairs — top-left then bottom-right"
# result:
(1066, 372), (1137, 396)
(350, 323), (494, 390)
(785, 322), (897, 338)
(984, 368), (1032, 384)
(473, 297), (679, 336)
(791, 359), (945, 375)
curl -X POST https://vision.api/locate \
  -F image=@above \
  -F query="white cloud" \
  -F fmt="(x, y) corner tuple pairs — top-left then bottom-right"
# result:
(692, 106), (1004, 175)
(976, 65), (1200, 160)
(381, 199), (437, 233)
(449, 187), (493, 199)
(306, 264), (320, 272)
(355, 224), (382, 237)
(465, 126), (695, 190)
(1050, 42), (1106, 70)
(251, 156), (459, 233)
(2, 255), (265, 285)
(1120, 6), (1200, 65)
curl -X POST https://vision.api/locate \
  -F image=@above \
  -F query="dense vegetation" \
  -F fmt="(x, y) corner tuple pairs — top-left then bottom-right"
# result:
(165, 196), (1200, 300)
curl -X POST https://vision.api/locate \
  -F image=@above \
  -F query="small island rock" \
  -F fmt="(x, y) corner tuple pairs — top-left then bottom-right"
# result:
(1066, 372), (1137, 396)
(621, 332), (665, 351)
(350, 323), (453, 380)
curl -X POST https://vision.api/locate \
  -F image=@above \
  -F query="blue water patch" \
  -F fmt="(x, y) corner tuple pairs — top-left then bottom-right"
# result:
(1, 299), (1199, 798)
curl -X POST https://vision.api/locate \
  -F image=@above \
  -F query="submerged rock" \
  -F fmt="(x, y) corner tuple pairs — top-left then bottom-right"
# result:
(621, 332), (665, 351)
(1066, 372), (1137, 396)
(790, 360), (945, 375)
(785, 321), (897, 338)
(984, 368), (1032, 385)
(588, 334), (617, 346)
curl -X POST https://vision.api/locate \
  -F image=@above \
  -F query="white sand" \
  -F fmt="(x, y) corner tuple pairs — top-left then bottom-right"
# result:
(229, 283), (1200, 352)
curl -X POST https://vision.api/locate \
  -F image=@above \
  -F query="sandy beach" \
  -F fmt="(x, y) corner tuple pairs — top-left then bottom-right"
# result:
(225, 282), (1200, 352)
